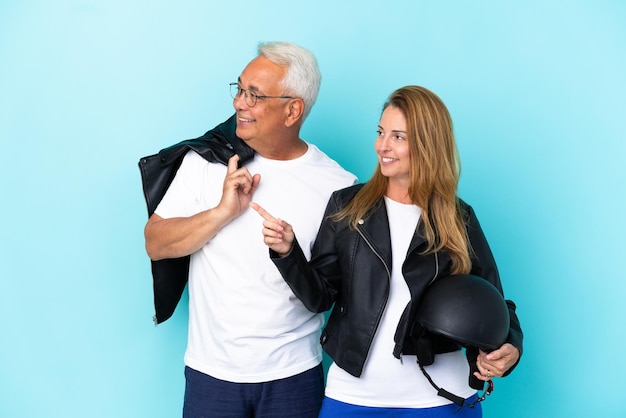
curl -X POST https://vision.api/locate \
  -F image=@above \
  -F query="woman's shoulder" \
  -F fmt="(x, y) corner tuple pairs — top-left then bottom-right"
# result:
(331, 183), (365, 201)
(456, 197), (475, 215)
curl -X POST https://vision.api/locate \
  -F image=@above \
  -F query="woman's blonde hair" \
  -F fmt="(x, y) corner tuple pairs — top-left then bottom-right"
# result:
(333, 86), (472, 274)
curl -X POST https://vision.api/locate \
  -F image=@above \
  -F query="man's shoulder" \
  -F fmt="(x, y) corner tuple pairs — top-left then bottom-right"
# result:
(178, 149), (209, 168)
(175, 150), (226, 178)
(306, 144), (356, 177)
(306, 144), (340, 165)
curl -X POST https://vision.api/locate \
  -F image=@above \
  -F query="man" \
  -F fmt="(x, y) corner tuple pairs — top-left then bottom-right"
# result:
(144, 41), (356, 418)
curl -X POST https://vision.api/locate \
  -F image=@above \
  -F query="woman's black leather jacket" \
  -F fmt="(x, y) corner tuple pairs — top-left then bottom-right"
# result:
(272, 184), (523, 384)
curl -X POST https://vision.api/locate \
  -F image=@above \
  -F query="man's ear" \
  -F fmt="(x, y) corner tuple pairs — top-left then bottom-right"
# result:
(285, 98), (305, 127)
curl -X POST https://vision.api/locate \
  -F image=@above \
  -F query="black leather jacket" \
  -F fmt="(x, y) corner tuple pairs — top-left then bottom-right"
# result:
(138, 114), (254, 324)
(272, 184), (523, 384)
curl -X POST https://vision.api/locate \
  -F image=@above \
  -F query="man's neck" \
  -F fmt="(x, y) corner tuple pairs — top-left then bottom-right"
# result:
(254, 138), (308, 160)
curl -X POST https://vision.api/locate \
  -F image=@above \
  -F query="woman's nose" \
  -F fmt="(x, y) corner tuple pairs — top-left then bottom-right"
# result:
(376, 135), (390, 151)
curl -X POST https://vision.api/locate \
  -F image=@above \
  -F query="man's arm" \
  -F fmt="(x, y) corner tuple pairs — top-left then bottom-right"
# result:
(144, 154), (260, 260)
(144, 208), (231, 260)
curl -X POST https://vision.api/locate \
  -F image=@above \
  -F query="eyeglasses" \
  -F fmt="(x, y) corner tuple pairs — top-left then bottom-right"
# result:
(229, 82), (295, 107)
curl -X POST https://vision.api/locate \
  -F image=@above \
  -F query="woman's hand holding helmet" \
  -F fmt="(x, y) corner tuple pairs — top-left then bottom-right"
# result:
(474, 343), (520, 381)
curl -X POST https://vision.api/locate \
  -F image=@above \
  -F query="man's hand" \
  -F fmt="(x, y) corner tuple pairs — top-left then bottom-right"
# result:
(217, 154), (261, 222)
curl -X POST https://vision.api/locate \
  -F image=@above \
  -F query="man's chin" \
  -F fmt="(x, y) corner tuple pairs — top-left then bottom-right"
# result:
(235, 127), (251, 141)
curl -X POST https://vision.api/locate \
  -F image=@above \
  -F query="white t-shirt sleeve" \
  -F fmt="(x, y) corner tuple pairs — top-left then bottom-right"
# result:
(154, 151), (212, 219)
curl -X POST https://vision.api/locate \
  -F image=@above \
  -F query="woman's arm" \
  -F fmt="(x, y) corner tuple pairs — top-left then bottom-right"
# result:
(251, 195), (344, 313)
(465, 203), (524, 375)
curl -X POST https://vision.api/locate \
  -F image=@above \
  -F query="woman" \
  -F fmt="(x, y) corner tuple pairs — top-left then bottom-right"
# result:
(251, 86), (523, 417)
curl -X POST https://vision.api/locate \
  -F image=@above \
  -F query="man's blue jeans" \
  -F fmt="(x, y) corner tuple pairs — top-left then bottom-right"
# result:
(183, 364), (324, 418)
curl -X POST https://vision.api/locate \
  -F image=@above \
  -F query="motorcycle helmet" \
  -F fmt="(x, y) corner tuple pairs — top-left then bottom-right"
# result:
(414, 274), (510, 408)
(416, 274), (510, 351)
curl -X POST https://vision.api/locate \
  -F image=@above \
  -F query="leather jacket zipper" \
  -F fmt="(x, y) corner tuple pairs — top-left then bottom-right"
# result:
(356, 226), (393, 360)
(357, 229), (441, 363)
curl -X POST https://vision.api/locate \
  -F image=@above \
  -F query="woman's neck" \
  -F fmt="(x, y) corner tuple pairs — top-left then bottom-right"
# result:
(385, 182), (412, 204)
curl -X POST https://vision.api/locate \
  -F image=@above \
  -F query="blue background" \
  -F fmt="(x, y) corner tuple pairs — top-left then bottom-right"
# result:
(1, 1), (625, 417)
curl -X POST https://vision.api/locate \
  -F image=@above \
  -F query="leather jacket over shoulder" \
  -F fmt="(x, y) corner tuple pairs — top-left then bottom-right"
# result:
(272, 184), (523, 382)
(138, 114), (254, 324)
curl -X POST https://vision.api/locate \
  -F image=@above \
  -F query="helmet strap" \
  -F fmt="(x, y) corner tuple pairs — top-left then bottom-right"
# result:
(418, 362), (494, 409)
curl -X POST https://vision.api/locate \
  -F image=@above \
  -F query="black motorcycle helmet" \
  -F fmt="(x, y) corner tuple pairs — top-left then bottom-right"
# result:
(414, 274), (510, 408)
(416, 274), (510, 351)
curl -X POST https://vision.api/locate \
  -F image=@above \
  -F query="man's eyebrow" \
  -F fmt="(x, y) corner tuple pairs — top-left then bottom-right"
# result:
(237, 77), (261, 93)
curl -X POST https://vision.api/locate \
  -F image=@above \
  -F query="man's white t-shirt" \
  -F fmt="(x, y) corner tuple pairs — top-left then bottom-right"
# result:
(324, 197), (474, 407)
(155, 145), (356, 383)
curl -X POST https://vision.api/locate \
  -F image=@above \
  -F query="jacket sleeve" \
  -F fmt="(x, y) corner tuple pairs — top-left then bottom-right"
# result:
(270, 193), (344, 313)
(465, 203), (524, 376)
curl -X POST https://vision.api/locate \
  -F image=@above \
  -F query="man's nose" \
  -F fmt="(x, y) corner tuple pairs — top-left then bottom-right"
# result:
(233, 90), (248, 109)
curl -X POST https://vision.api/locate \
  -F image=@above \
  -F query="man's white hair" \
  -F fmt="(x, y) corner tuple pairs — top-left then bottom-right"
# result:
(258, 41), (321, 121)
